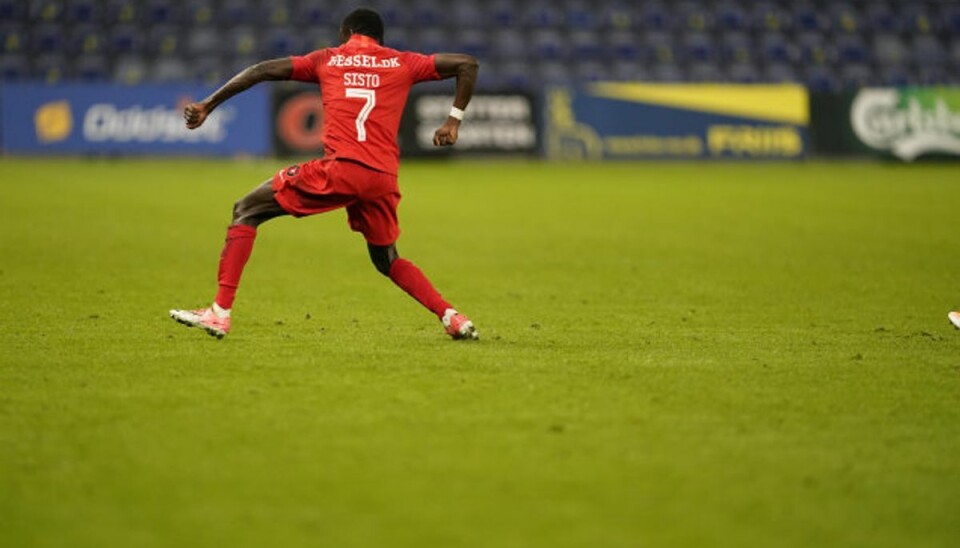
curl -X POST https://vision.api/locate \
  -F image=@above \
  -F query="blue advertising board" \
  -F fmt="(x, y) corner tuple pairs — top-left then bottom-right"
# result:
(543, 83), (809, 160)
(1, 84), (269, 155)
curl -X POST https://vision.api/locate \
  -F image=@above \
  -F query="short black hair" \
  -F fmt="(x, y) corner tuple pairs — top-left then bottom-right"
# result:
(341, 8), (384, 44)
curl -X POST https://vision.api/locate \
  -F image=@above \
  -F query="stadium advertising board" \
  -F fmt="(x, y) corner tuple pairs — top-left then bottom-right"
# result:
(544, 83), (809, 160)
(400, 91), (539, 156)
(0, 84), (269, 155)
(810, 87), (960, 161)
(272, 84), (325, 157)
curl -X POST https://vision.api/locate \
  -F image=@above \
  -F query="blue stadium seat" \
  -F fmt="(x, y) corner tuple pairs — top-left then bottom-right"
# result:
(113, 55), (148, 85)
(828, 2), (862, 35)
(105, 0), (139, 26)
(36, 54), (69, 83)
(75, 54), (110, 82)
(31, 24), (65, 54)
(108, 24), (144, 56)
(297, 2), (340, 28)
(606, 31), (641, 61)
(566, 0), (601, 30)
(261, 26), (300, 57)
(524, 2), (564, 28)
(866, 3), (900, 34)
(261, 2), (293, 28)
(538, 61), (573, 85)
(751, 2), (791, 33)
(764, 62), (799, 84)
(411, 0), (446, 27)
(603, 1), (634, 31)
(144, 0), (179, 26)
(227, 27), (259, 58)
(646, 31), (675, 65)
(416, 29), (449, 55)
(912, 35), (948, 66)
(66, 0), (100, 24)
(451, 3), (485, 29)
(719, 31), (753, 64)
(915, 65), (949, 86)
(385, 27), (412, 52)
(873, 33), (908, 67)
(835, 34), (869, 64)
(491, 29), (526, 61)
(792, 3), (829, 33)
(611, 60), (647, 82)
(676, 1), (713, 32)
(302, 29), (337, 52)
(879, 64), (911, 87)
(569, 30), (604, 60)
(454, 29), (490, 59)
(575, 61), (610, 83)
(797, 32), (831, 66)
(804, 66), (840, 92)
(70, 24), (106, 57)
(681, 31), (718, 63)
(29, 1), (63, 23)
(650, 63), (683, 82)
(839, 64), (873, 90)
(759, 32), (793, 64)
(146, 25), (182, 58)
(900, 3), (938, 35)
(531, 29), (565, 60)
(184, 1), (216, 28)
(488, 1), (519, 28)
(944, 4), (960, 35)
(190, 54), (228, 85)
(499, 61), (535, 89)
(152, 56), (190, 83)
(727, 62), (761, 83)
(186, 27), (222, 57)
(714, 2), (748, 32)
(0, 0), (26, 22)
(0, 53), (28, 81)
(636, 1), (673, 31)
(687, 62), (724, 83)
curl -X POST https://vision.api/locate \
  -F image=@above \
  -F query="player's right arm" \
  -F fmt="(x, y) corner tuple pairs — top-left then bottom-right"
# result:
(184, 58), (293, 129)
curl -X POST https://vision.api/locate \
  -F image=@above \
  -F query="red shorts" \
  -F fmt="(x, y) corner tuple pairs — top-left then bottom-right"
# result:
(272, 158), (401, 246)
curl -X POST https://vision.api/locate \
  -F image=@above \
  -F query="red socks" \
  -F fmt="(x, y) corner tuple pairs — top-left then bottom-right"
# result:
(388, 258), (451, 318)
(215, 224), (257, 310)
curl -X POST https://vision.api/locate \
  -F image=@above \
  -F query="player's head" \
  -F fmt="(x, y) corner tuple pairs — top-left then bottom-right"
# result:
(340, 8), (385, 45)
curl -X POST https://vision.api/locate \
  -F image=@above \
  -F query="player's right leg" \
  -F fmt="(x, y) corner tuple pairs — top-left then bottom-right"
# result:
(950, 311), (960, 329)
(170, 179), (288, 339)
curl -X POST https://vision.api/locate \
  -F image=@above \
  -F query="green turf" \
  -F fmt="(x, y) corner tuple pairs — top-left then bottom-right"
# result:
(1, 158), (959, 548)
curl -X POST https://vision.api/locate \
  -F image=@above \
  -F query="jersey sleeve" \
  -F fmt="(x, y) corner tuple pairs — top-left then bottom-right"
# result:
(402, 52), (441, 83)
(289, 50), (327, 83)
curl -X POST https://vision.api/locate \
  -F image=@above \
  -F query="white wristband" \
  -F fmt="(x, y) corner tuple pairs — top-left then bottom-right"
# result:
(449, 106), (465, 120)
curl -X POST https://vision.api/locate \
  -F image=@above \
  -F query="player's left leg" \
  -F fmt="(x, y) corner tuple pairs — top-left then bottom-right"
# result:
(367, 243), (478, 340)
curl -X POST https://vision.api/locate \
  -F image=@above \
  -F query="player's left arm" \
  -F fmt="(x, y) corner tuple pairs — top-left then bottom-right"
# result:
(432, 53), (479, 146)
(184, 58), (293, 130)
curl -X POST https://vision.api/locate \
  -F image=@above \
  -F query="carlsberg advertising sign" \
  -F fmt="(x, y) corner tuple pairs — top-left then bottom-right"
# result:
(851, 87), (960, 161)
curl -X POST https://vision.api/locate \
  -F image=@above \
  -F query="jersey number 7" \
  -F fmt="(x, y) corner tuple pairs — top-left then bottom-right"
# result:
(345, 88), (376, 142)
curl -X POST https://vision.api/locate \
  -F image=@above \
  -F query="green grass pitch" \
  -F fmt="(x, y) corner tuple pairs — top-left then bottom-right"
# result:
(1, 158), (959, 547)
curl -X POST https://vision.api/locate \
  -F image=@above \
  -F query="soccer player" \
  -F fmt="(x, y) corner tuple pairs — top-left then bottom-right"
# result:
(169, 8), (480, 340)
(950, 311), (960, 329)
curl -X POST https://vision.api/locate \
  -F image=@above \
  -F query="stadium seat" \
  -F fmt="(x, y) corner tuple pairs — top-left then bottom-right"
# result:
(66, 0), (100, 25)
(873, 33), (909, 66)
(900, 3), (937, 35)
(0, 23), (26, 54)
(719, 31), (753, 64)
(184, 1), (216, 28)
(575, 61), (610, 83)
(566, 0), (601, 30)
(499, 61), (535, 89)
(636, 1), (673, 31)
(261, 26), (302, 58)
(835, 34), (870, 64)
(75, 54), (110, 82)
(108, 24), (144, 56)
(113, 55), (148, 85)
(912, 35), (948, 66)
(714, 2), (748, 32)
(152, 56), (189, 83)
(411, 0), (446, 27)
(524, 2), (565, 28)
(879, 64), (911, 87)
(538, 61), (573, 86)
(650, 63), (684, 82)
(0, 53), (28, 81)
(796, 31), (830, 65)
(610, 60), (647, 82)
(839, 63), (873, 90)
(36, 54), (70, 83)
(0, 0), (26, 22)
(488, 1), (519, 27)
(676, 1), (713, 32)
(31, 24), (65, 54)
(727, 62), (761, 83)
(491, 29), (527, 61)
(792, 3), (829, 32)
(570, 30), (605, 60)
(607, 30), (641, 61)
(804, 66), (840, 92)
(105, 0), (139, 26)
(687, 62), (724, 83)
(221, 0), (257, 27)
(759, 32), (793, 64)
(144, 0), (179, 26)
(451, 3), (485, 30)
(260, 2), (292, 28)
(416, 29), (448, 55)
(385, 27), (412, 52)
(531, 29), (565, 60)
(602, 2), (634, 31)
(146, 25), (182, 58)
(944, 4), (960, 35)
(454, 29), (490, 59)
(227, 27), (259, 58)
(186, 27), (221, 57)
(70, 24), (107, 57)
(190, 54), (228, 85)
(681, 31), (718, 63)
(865, 3), (900, 34)
(764, 62), (799, 84)
(751, 1), (791, 33)
(29, 0), (63, 23)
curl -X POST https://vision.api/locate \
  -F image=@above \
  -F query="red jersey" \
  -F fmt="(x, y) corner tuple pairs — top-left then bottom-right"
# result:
(290, 34), (441, 175)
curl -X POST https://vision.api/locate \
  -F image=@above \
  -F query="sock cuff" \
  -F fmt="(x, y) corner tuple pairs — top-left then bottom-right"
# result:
(227, 224), (257, 237)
